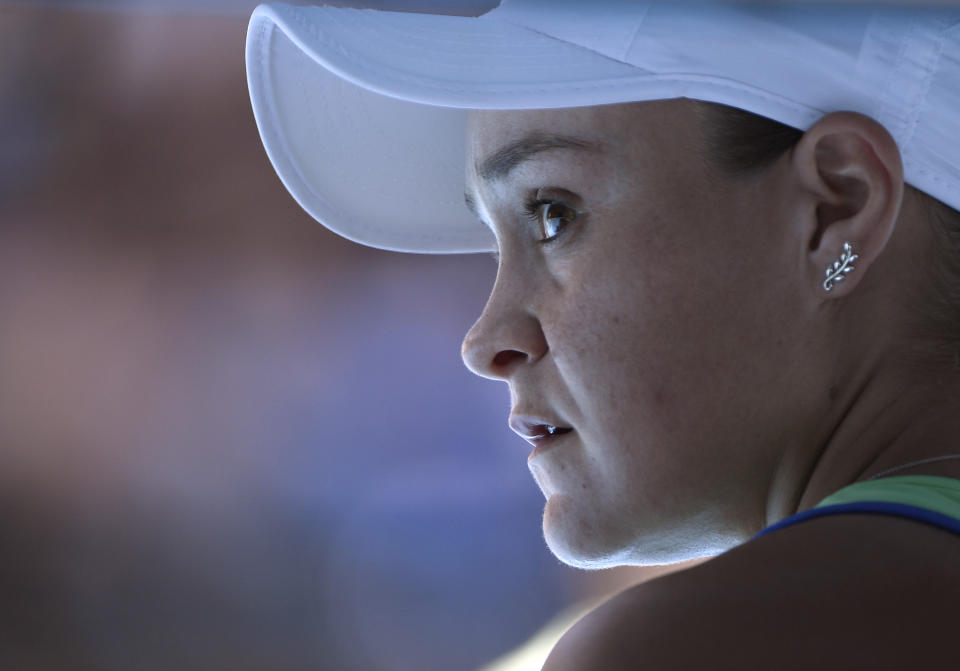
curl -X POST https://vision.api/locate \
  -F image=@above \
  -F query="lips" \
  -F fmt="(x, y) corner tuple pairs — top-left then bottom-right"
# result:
(509, 413), (574, 446)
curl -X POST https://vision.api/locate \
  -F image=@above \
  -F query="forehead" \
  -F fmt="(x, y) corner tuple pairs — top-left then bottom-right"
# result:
(466, 104), (631, 176)
(464, 100), (694, 187)
(467, 104), (624, 148)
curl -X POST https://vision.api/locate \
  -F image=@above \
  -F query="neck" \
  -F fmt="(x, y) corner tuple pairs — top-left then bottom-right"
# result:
(766, 354), (960, 525)
(865, 454), (960, 480)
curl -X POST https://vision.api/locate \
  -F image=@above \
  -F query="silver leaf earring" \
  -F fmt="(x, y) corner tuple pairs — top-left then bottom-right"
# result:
(823, 241), (859, 292)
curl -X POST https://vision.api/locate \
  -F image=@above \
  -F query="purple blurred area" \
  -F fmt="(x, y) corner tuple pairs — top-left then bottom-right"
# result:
(0, 3), (688, 670)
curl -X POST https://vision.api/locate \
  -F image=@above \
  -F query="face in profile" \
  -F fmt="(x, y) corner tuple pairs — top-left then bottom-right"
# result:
(461, 99), (820, 567)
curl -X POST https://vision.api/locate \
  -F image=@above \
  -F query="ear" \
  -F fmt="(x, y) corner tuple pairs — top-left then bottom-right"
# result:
(788, 111), (904, 298)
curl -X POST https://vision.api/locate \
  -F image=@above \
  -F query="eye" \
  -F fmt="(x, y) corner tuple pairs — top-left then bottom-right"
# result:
(522, 198), (579, 244)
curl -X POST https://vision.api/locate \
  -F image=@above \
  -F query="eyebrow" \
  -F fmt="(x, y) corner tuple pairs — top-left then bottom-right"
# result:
(463, 132), (601, 219)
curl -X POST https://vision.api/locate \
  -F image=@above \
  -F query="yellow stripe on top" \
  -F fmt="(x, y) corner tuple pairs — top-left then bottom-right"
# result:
(814, 475), (960, 522)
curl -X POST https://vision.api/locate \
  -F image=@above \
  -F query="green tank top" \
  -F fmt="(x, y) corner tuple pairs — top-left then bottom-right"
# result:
(754, 475), (960, 539)
(815, 474), (960, 518)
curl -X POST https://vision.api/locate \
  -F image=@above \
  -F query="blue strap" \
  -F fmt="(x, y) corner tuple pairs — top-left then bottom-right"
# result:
(752, 501), (960, 541)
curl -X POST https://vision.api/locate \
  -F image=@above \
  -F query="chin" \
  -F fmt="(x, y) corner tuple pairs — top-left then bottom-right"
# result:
(541, 494), (637, 569)
(542, 494), (724, 568)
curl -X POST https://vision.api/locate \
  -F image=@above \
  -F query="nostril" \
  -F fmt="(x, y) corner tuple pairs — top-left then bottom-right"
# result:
(492, 349), (525, 367)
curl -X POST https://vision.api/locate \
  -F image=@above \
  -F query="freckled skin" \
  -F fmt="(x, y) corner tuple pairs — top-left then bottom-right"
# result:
(460, 98), (960, 569)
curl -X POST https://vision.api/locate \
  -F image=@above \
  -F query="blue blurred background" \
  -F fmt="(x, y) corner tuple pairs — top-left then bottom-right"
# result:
(0, 1), (710, 669)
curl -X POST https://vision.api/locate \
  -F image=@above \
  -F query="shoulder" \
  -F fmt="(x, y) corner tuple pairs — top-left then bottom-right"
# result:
(540, 563), (760, 671)
(542, 515), (960, 670)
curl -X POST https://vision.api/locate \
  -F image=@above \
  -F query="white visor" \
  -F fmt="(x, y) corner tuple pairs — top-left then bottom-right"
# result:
(245, 0), (960, 254)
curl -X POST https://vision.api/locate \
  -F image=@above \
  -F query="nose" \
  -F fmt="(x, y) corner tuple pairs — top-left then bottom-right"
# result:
(460, 278), (548, 381)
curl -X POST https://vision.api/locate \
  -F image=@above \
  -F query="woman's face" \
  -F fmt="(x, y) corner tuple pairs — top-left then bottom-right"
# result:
(461, 99), (823, 567)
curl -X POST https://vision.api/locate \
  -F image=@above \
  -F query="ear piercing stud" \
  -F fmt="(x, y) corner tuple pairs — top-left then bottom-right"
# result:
(823, 241), (859, 292)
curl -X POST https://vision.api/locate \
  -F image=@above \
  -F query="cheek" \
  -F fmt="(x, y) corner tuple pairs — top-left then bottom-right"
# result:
(546, 245), (734, 447)
(548, 270), (661, 424)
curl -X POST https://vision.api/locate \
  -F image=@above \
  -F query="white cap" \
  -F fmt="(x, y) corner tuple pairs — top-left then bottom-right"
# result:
(245, 0), (960, 254)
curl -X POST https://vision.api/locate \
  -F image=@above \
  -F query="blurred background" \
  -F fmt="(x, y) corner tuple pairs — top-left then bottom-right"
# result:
(0, 1), (706, 669)
(7, 0), (949, 669)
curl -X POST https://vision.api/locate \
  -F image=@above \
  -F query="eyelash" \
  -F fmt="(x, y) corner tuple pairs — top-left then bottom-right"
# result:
(487, 197), (581, 265)
(522, 197), (578, 245)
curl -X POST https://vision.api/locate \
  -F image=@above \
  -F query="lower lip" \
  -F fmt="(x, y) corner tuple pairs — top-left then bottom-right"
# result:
(528, 430), (574, 461)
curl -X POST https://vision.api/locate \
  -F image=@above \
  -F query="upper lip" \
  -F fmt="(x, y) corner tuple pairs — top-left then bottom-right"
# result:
(509, 412), (573, 443)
